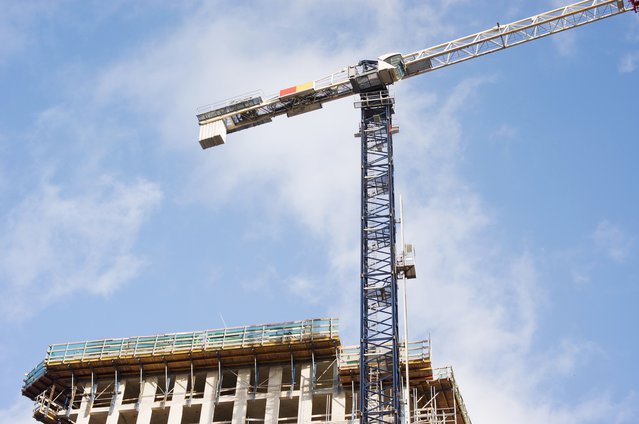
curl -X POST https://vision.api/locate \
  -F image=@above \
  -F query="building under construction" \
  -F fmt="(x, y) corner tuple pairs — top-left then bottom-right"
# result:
(22, 318), (470, 424)
(23, 2), (637, 422)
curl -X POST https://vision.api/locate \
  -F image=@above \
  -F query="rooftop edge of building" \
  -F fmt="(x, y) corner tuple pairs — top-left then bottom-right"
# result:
(23, 317), (433, 400)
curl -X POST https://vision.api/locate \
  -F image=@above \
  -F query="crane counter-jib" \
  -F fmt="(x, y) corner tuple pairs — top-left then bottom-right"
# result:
(195, 60), (403, 148)
(196, 74), (356, 148)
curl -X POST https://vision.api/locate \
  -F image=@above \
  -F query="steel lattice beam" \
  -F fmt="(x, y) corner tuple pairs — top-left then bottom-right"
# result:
(402, 0), (628, 78)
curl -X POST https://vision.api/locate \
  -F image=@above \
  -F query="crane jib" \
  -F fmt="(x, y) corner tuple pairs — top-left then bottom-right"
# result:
(196, 0), (631, 151)
(401, 0), (630, 79)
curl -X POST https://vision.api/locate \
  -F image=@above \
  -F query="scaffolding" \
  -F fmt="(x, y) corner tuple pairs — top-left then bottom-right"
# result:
(24, 318), (339, 399)
(23, 318), (470, 424)
(412, 368), (471, 424)
(44, 318), (336, 366)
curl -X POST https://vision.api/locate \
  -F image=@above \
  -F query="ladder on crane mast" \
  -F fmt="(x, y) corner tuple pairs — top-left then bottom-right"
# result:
(196, 1), (636, 423)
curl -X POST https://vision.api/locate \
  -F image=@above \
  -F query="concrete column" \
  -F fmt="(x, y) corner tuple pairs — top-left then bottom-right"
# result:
(75, 383), (93, 424)
(331, 392), (346, 422)
(167, 374), (189, 424)
(199, 371), (219, 424)
(106, 379), (126, 424)
(264, 366), (283, 424)
(135, 377), (158, 424)
(297, 364), (312, 423)
(232, 368), (251, 424)
(331, 366), (345, 421)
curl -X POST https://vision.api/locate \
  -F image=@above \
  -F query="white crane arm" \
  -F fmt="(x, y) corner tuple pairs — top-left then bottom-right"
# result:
(197, 0), (632, 149)
(402, 0), (629, 77)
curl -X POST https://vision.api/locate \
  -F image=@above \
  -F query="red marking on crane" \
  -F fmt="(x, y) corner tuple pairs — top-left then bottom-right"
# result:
(279, 86), (297, 97)
(279, 82), (315, 98)
(631, 0), (639, 12)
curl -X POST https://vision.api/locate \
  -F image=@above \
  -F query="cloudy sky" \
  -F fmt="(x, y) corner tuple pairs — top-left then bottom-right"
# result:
(1, 1), (638, 423)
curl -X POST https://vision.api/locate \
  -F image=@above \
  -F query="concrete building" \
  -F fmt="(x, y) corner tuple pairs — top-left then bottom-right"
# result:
(22, 318), (471, 424)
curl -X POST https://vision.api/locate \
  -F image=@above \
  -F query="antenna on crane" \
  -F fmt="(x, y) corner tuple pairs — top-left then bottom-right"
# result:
(397, 194), (416, 424)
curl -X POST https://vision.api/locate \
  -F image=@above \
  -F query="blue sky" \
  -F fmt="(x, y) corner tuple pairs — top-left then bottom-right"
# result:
(1, 1), (638, 422)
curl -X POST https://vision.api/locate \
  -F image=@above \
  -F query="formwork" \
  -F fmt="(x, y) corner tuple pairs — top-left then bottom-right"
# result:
(22, 318), (471, 424)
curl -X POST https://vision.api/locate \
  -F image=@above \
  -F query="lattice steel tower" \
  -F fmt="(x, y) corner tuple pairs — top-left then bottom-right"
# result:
(356, 88), (401, 424)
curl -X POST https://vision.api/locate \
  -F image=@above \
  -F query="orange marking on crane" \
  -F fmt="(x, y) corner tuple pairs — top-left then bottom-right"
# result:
(279, 86), (297, 97)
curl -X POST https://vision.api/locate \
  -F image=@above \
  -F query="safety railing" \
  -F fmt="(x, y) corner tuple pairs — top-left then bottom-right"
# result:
(338, 340), (431, 370)
(23, 360), (47, 389)
(39, 318), (337, 366)
(32, 390), (71, 424)
(431, 366), (454, 380)
(196, 90), (265, 116)
(413, 406), (457, 424)
(430, 367), (472, 424)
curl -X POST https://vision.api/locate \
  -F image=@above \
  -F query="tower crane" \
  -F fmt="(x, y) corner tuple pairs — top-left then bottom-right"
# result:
(196, 1), (638, 424)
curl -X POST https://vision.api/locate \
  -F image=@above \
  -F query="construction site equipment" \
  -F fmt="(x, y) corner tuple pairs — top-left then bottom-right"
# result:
(196, 2), (636, 424)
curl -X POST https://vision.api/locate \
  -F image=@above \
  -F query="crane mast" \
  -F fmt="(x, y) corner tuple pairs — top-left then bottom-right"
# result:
(196, 2), (636, 424)
(356, 88), (401, 424)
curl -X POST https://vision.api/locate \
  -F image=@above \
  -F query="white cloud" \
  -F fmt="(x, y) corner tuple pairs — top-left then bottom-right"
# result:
(0, 397), (36, 424)
(0, 134), (8, 194)
(0, 176), (162, 321)
(0, 2), (47, 64)
(618, 51), (639, 73)
(240, 265), (279, 293)
(571, 266), (592, 287)
(491, 122), (518, 140)
(289, 276), (322, 305)
(551, 30), (579, 57)
(592, 219), (634, 263)
(543, 339), (604, 376)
